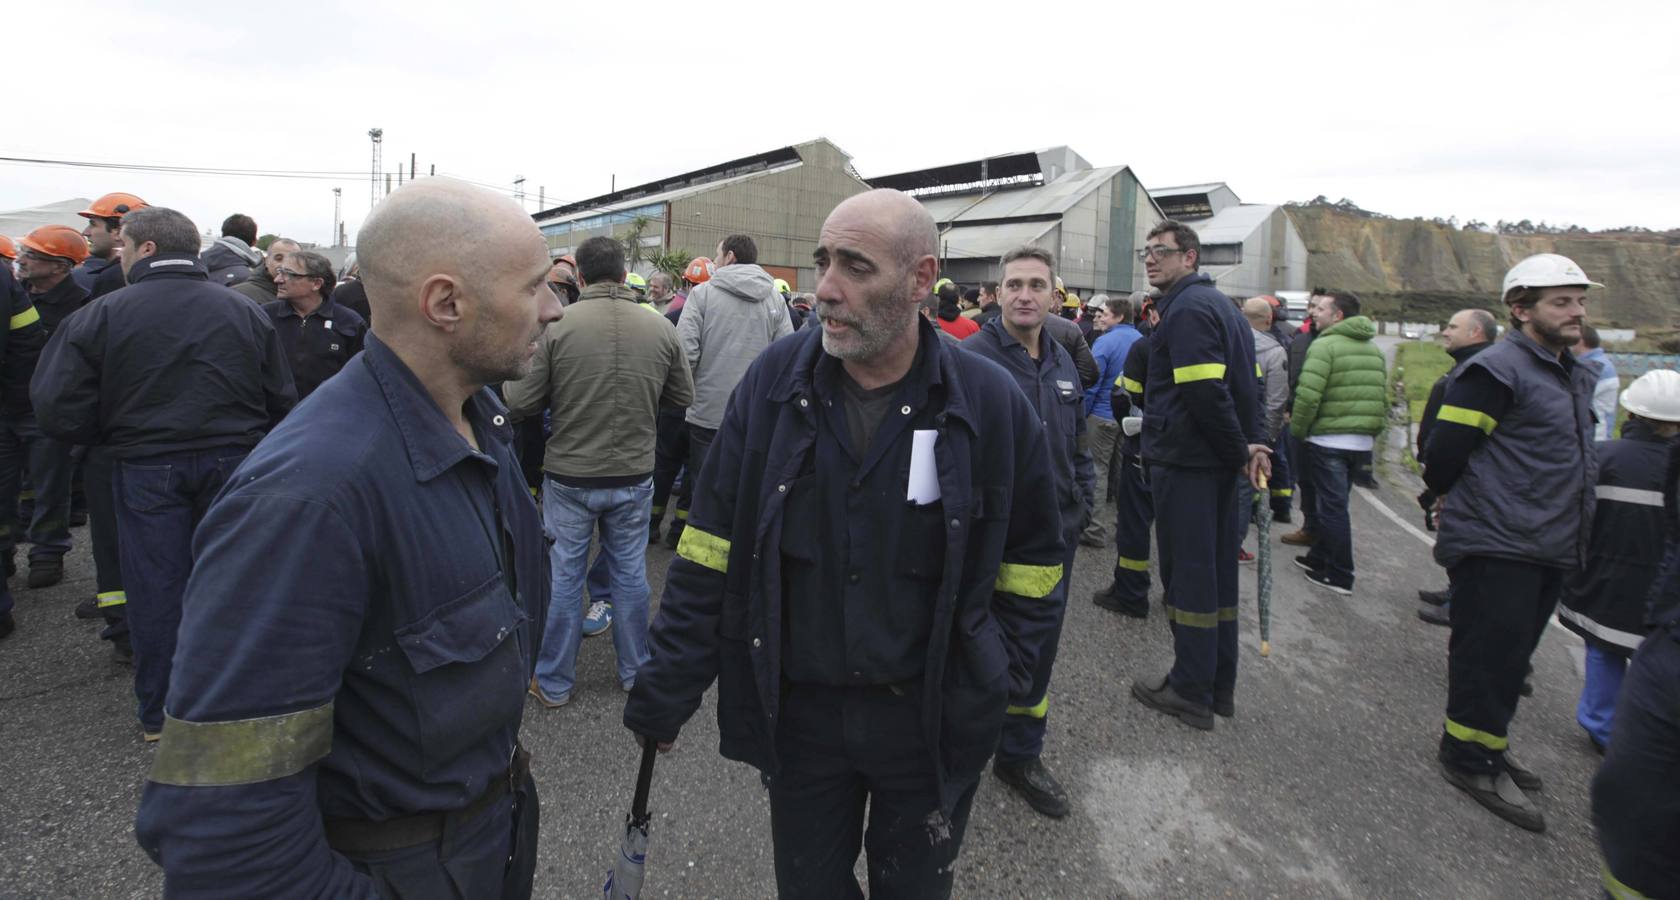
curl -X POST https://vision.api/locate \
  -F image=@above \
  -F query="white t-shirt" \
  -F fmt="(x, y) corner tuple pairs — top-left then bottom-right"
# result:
(1306, 433), (1374, 452)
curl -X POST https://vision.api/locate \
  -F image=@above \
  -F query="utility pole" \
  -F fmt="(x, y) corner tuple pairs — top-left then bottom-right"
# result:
(367, 127), (383, 211)
(411, 152), (417, 182)
(332, 188), (342, 248)
(513, 176), (526, 207)
(398, 163), (404, 186)
(537, 186), (545, 210)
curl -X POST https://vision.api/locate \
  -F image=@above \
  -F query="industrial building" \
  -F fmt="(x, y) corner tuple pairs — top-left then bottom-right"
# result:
(530, 138), (870, 291)
(867, 147), (1164, 296)
(1150, 183), (1308, 300)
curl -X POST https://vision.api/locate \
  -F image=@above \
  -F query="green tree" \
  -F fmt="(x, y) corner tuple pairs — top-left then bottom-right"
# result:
(619, 215), (653, 269)
(649, 249), (693, 282)
(256, 234), (280, 251)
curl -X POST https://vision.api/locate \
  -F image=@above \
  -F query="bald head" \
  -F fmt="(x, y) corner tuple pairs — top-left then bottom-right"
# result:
(828, 189), (937, 270)
(1242, 297), (1274, 330)
(1442, 307), (1498, 352)
(357, 177), (548, 330)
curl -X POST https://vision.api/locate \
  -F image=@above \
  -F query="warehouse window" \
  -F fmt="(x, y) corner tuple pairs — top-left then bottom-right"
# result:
(1200, 243), (1242, 266)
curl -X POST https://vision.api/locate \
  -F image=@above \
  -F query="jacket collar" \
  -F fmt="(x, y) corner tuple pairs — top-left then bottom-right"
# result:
(981, 314), (1054, 363)
(361, 333), (511, 482)
(126, 252), (208, 283)
(1504, 326), (1577, 374)
(272, 294), (340, 320)
(1621, 417), (1665, 443)
(79, 255), (118, 276)
(26, 273), (88, 305)
(1448, 340), (1492, 364)
(576, 282), (641, 304)
(1155, 271), (1214, 314)
(770, 316), (977, 435)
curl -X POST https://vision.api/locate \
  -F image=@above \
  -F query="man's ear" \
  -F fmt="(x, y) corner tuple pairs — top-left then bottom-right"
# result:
(418, 274), (465, 331)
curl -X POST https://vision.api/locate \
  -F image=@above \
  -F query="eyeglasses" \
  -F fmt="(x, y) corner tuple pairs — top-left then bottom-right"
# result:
(275, 269), (316, 281)
(1136, 245), (1185, 262)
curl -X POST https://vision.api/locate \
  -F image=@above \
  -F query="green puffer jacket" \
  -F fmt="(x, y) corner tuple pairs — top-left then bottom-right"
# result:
(1290, 315), (1387, 438)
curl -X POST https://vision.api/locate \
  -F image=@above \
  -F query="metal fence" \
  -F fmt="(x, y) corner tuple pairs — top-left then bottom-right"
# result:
(1607, 353), (1680, 377)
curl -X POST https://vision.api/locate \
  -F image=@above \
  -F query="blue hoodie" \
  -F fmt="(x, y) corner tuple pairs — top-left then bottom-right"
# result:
(1086, 323), (1141, 419)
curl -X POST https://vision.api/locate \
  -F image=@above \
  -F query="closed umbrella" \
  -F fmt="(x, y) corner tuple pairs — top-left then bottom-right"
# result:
(604, 741), (659, 900)
(1253, 473), (1273, 656)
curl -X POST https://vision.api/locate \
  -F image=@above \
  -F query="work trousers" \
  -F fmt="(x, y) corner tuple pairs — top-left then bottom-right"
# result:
(1152, 465), (1239, 707)
(1301, 443), (1358, 585)
(1082, 416), (1120, 542)
(344, 772), (541, 900)
(1577, 643), (1628, 749)
(1268, 433), (1294, 517)
(85, 449), (128, 644)
(997, 544), (1076, 764)
(1110, 453), (1154, 605)
(1440, 556), (1561, 775)
(769, 682), (979, 900)
(650, 407), (689, 533)
(113, 445), (249, 732)
(1287, 430), (1316, 535)
(0, 413), (73, 564)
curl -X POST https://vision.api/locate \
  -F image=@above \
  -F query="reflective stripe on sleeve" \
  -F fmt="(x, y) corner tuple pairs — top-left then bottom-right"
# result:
(1116, 556), (1149, 572)
(10, 307), (40, 330)
(1596, 484), (1665, 507)
(1172, 363), (1227, 384)
(676, 526), (729, 574)
(1120, 376), (1145, 394)
(96, 590), (127, 608)
(1006, 695), (1049, 718)
(1167, 606), (1238, 628)
(1254, 363), (1263, 378)
(1270, 488), (1293, 498)
(1443, 718), (1508, 751)
(149, 703), (334, 786)
(673, 508), (689, 521)
(1436, 405), (1497, 435)
(1602, 864), (1655, 900)
(996, 562), (1064, 598)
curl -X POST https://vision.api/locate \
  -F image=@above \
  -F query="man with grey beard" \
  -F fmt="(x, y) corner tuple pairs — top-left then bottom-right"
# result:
(625, 189), (1066, 898)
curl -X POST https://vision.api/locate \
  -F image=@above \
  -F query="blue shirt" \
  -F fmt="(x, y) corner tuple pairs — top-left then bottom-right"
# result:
(1086, 324), (1141, 419)
(135, 334), (549, 897)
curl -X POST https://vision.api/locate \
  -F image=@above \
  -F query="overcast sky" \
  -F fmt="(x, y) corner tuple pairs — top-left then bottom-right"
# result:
(4, 0), (1673, 246)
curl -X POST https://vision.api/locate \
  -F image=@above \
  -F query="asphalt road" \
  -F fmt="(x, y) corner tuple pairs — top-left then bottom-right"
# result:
(0, 440), (1605, 898)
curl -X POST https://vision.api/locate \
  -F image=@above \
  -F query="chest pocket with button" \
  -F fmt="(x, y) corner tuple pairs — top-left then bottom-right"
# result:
(393, 572), (527, 778)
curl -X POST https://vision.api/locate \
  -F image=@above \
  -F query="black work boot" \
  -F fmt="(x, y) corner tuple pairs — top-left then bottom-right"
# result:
(993, 758), (1071, 819)
(75, 596), (102, 620)
(1417, 604), (1450, 627)
(1131, 676), (1214, 731)
(1438, 756), (1544, 833)
(1500, 749), (1542, 792)
(1213, 688), (1235, 719)
(1417, 588), (1451, 606)
(1093, 585), (1148, 619)
(27, 557), (63, 589)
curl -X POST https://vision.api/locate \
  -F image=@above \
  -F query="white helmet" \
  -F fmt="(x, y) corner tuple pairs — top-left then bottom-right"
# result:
(1621, 369), (1680, 423)
(1502, 253), (1602, 302)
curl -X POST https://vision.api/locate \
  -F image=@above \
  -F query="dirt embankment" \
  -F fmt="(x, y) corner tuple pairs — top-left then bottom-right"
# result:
(1287, 206), (1680, 328)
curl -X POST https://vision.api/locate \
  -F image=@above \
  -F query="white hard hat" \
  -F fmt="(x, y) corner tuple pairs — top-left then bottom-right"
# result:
(1501, 253), (1603, 302)
(1621, 370), (1680, 423)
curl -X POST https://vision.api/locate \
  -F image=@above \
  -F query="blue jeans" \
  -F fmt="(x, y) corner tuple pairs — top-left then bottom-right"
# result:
(113, 445), (250, 732)
(535, 477), (653, 697)
(0, 413), (73, 564)
(1303, 442), (1357, 584)
(1578, 644), (1627, 749)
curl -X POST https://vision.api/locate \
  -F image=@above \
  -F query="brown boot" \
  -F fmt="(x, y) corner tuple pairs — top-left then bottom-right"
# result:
(1280, 529), (1315, 546)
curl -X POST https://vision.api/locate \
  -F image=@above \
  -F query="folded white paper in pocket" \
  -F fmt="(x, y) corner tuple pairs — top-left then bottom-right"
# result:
(907, 429), (941, 504)
(1121, 416), (1143, 437)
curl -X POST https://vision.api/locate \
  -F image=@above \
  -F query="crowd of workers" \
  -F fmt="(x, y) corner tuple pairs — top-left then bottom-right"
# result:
(0, 177), (1675, 899)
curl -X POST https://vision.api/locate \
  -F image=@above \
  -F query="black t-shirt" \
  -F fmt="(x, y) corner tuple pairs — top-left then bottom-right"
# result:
(839, 368), (901, 457)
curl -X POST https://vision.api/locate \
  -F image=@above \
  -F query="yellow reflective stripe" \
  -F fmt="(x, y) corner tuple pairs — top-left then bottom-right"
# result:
(674, 508), (688, 521)
(1117, 556), (1149, 572)
(1254, 363), (1263, 378)
(1167, 606), (1238, 628)
(1602, 864), (1654, 900)
(675, 526), (729, 574)
(651, 505), (666, 516)
(1437, 405), (1497, 435)
(1006, 695), (1049, 719)
(1270, 488), (1293, 498)
(1172, 363), (1227, 384)
(996, 562), (1063, 598)
(96, 590), (127, 608)
(1120, 376), (1144, 394)
(1443, 718), (1508, 751)
(10, 306), (40, 330)
(149, 703), (333, 787)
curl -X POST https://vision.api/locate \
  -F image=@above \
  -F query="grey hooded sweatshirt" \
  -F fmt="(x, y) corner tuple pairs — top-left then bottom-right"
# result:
(676, 263), (793, 430)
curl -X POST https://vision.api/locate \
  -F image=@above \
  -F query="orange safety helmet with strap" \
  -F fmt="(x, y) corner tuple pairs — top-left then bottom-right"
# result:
(21, 225), (91, 265)
(0, 235), (16, 260)
(684, 256), (715, 285)
(79, 192), (148, 220)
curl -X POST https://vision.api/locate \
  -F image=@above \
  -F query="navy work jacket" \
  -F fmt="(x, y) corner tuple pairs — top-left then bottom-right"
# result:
(134, 334), (549, 898)
(624, 318), (1067, 815)
(1140, 272), (1261, 469)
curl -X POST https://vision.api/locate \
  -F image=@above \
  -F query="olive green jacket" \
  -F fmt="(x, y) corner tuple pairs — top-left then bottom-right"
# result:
(1290, 315), (1387, 438)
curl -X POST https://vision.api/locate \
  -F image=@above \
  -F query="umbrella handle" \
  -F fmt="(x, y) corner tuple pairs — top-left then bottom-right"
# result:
(631, 739), (658, 821)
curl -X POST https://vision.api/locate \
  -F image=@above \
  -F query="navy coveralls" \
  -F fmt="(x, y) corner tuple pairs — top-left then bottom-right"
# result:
(960, 317), (1093, 762)
(1111, 337), (1155, 607)
(134, 335), (548, 898)
(1140, 273), (1261, 707)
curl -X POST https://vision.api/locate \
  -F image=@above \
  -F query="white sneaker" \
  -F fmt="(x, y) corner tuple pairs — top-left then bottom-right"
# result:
(582, 601), (613, 637)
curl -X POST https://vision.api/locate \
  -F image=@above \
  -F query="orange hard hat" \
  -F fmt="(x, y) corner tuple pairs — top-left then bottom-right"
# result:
(78, 192), (148, 220)
(0, 235), (15, 260)
(20, 225), (90, 264)
(684, 256), (715, 285)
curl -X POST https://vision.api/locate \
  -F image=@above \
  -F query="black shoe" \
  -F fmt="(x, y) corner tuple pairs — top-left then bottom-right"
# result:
(0, 611), (13, 639)
(1213, 688), (1235, 719)
(1417, 604), (1450, 627)
(1093, 586), (1148, 619)
(1271, 507), (1292, 525)
(992, 758), (1071, 819)
(1418, 588), (1450, 606)
(1292, 555), (1322, 573)
(1078, 531), (1106, 549)
(112, 637), (133, 665)
(69, 509), (88, 527)
(75, 596), (102, 620)
(1303, 569), (1353, 595)
(1519, 680), (1534, 698)
(27, 558), (63, 589)
(647, 525), (661, 546)
(1501, 749), (1542, 793)
(1438, 760), (1544, 833)
(663, 525), (684, 550)
(1131, 676), (1214, 731)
